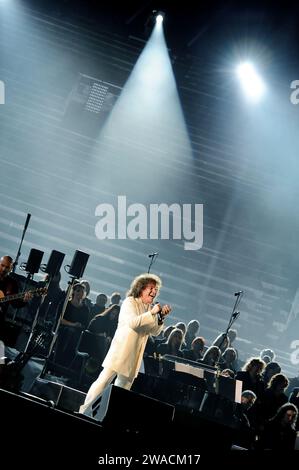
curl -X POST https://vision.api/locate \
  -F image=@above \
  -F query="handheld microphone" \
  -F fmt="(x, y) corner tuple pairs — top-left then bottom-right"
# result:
(148, 252), (159, 258)
(234, 291), (243, 296)
(154, 301), (163, 324)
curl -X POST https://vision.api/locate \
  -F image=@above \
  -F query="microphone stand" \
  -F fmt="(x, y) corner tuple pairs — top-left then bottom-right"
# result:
(147, 253), (158, 273)
(10, 213), (31, 321)
(40, 276), (76, 378)
(23, 276), (50, 355)
(11, 271), (33, 323)
(215, 292), (244, 390)
(219, 292), (243, 352)
(12, 213), (31, 273)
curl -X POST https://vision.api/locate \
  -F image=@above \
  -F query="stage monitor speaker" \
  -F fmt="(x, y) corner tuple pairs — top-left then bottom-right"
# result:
(26, 249), (44, 274)
(30, 377), (86, 412)
(88, 384), (174, 435)
(45, 250), (65, 277)
(132, 372), (206, 409)
(68, 250), (89, 279)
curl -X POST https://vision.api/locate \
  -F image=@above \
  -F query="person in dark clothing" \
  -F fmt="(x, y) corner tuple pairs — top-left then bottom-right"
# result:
(28, 272), (64, 329)
(262, 361), (281, 387)
(0, 255), (38, 392)
(157, 328), (184, 357)
(88, 304), (120, 341)
(108, 292), (121, 308)
(54, 282), (90, 367)
(183, 336), (205, 361)
(0, 255), (33, 341)
(90, 293), (108, 318)
(258, 403), (298, 450)
(258, 373), (289, 425)
(236, 357), (265, 398)
(84, 305), (121, 377)
(200, 345), (221, 367)
(233, 390), (257, 449)
(81, 280), (94, 322)
(212, 333), (230, 354)
(184, 320), (200, 349)
(220, 347), (237, 372)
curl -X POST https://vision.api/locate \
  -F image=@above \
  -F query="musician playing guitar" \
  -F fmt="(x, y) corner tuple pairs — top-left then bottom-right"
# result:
(0, 255), (33, 340)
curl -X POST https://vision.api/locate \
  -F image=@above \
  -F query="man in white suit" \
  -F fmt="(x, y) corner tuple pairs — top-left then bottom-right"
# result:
(79, 273), (171, 414)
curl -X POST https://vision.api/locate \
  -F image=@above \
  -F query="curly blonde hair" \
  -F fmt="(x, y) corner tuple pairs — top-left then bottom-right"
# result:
(127, 273), (162, 298)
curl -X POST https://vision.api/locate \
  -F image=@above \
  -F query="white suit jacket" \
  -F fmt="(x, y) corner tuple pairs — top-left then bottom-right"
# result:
(102, 296), (163, 379)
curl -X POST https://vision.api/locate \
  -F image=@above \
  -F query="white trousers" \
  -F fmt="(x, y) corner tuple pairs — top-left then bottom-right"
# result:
(79, 368), (133, 414)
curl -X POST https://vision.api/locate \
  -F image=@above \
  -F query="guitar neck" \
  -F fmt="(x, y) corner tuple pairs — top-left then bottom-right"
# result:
(0, 289), (37, 304)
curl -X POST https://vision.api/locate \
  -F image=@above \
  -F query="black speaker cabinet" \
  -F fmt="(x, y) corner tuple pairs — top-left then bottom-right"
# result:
(68, 250), (89, 278)
(45, 250), (65, 277)
(26, 249), (44, 274)
(90, 384), (174, 435)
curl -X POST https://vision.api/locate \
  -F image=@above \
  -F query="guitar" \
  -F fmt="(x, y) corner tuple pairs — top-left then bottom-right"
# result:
(0, 287), (47, 304)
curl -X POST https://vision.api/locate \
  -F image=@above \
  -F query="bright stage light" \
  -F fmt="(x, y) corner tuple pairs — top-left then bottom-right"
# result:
(236, 62), (266, 102)
(156, 14), (164, 25)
